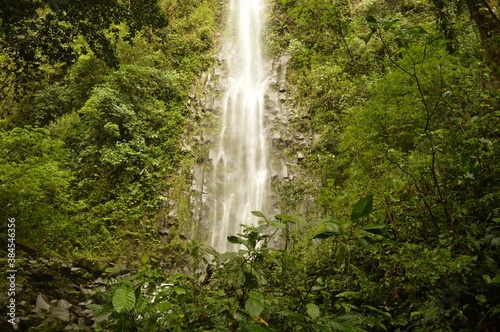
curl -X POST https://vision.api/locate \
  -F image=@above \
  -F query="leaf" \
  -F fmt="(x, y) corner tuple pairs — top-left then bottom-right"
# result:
(245, 297), (265, 317)
(173, 287), (186, 295)
(104, 267), (118, 274)
(141, 252), (149, 264)
(359, 31), (375, 44)
(320, 217), (343, 226)
(313, 232), (335, 239)
(241, 321), (272, 331)
(270, 220), (286, 229)
(251, 211), (267, 219)
(407, 26), (428, 37)
(112, 285), (136, 313)
(157, 302), (173, 312)
(483, 275), (500, 284)
(380, 18), (399, 30)
(336, 291), (360, 299)
(392, 179), (403, 191)
(278, 311), (307, 324)
(324, 319), (359, 332)
(366, 15), (377, 25)
(365, 305), (392, 319)
(244, 272), (259, 290)
(275, 214), (306, 225)
(306, 303), (320, 319)
(351, 194), (373, 223)
(363, 225), (386, 236)
(438, 248), (451, 259)
(227, 235), (243, 244)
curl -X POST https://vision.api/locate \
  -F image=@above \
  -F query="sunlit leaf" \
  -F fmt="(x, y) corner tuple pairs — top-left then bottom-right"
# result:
(393, 179), (403, 191)
(112, 285), (136, 313)
(251, 211), (266, 219)
(306, 303), (320, 319)
(173, 287), (186, 295)
(270, 220), (286, 228)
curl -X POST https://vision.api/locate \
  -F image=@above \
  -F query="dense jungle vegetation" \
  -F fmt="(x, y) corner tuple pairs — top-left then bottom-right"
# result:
(1, 0), (499, 330)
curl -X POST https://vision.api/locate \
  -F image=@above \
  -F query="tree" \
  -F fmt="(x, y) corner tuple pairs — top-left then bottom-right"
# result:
(465, 0), (500, 84)
(0, 0), (168, 96)
(0, 126), (71, 243)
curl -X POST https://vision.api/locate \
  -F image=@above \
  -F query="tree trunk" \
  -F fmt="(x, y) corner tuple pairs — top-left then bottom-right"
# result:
(465, 0), (500, 85)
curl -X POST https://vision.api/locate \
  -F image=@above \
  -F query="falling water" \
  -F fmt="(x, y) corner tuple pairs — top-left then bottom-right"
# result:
(210, 0), (269, 252)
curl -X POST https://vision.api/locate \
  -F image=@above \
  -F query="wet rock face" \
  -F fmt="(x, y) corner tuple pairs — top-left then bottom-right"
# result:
(186, 52), (317, 229)
(0, 254), (123, 331)
(158, 51), (320, 246)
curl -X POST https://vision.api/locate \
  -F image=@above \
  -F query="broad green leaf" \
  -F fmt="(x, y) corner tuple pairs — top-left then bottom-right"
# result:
(244, 272), (258, 290)
(135, 298), (148, 311)
(380, 18), (399, 30)
(365, 305), (392, 319)
(363, 225), (386, 236)
(483, 275), (500, 284)
(275, 214), (290, 221)
(392, 179), (403, 191)
(241, 321), (272, 331)
(251, 211), (266, 219)
(407, 26), (428, 36)
(292, 216), (307, 225)
(227, 235), (243, 244)
(275, 214), (306, 224)
(249, 291), (266, 301)
(336, 291), (360, 299)
(320, 217), (343, 226)
(173, 287), (186, 295)
(306, 303), (320, 319)
(141, 252), (149, 264)
(104, 267), (118, 274)
(158, 302), (173, 312)
(313, 232), (335, 239)
(366, 15), (377, 25)
(112, 285), (136, 313)
(278, 311), (307, 323)
(438, 248), (451, 259)
(270, 220), (286, 229)
(324, 319), (359, 332)
(245, 297), (264, 317)
(351, 194), (373, 223)
(359, 31), (375, 44)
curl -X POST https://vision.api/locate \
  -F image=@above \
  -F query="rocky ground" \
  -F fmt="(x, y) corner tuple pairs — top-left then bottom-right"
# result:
(1, 248), (131, 331)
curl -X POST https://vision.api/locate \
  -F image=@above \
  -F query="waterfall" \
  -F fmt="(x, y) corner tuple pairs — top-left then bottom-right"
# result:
(209, 0), (269, 252)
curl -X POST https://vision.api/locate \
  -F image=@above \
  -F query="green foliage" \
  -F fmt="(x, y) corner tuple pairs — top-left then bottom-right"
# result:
(0, 126), (72, 245)
(0, 0), (221, 261)
(1, 1), (499, 331)
(0, 0), (167, 83)
(97, 197), (378, 331)
(160, 0), (221, 76)
(112, 284), (136, 313)
(266, 0), (499, 330)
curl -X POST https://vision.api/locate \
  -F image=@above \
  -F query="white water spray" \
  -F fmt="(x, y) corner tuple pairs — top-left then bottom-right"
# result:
(210, 0), (269, 252)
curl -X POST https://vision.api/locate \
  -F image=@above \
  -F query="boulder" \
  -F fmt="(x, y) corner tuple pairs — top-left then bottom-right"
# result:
(36, 294), (52, 311)
(56, 299), (72, 309)
(49, 307), (70, 322)
(33, 266), (58, 281)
